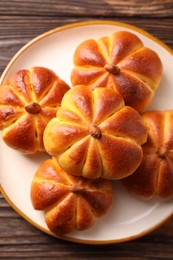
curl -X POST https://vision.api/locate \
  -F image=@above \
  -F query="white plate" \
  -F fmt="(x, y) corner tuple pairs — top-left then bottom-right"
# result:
(0, 20), (173, 245)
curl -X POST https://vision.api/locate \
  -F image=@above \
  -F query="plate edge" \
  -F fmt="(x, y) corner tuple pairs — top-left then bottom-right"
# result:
(0, 183), (173, 245)
(0, 19), (173, 84)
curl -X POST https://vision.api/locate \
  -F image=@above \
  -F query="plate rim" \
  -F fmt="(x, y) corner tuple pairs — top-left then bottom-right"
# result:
(0, 19), (172, 84)
(0, 184), (173, 245)
(0, 19), (173, 245)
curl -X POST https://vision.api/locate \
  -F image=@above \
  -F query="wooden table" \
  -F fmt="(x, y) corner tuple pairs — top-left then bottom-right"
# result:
(0, 0), (173, 258)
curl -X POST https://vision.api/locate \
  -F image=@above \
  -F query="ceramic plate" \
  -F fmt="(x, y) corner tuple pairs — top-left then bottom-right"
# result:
(0, 20), (173, 245)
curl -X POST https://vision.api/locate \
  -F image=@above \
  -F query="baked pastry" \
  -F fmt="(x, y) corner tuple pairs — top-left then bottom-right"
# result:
(44, 85), (148, 180)
(71, 31), (163, 111)
(0, 67), (70, 154)
(122, 110), (173, 199)
(30, 157), (113, 234)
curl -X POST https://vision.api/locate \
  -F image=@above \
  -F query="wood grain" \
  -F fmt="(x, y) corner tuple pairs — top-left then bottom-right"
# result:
(0, 0), (173, 258)
(0, 0), (173, 17)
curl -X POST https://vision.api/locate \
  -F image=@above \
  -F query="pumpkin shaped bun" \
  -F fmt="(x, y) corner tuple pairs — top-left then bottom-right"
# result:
(44, 85), (148, 180)
(31, 158), (113, 234)
(122, 110), (173, 200)
(0, 67), (70, 154)
(71, 31), (163, 112)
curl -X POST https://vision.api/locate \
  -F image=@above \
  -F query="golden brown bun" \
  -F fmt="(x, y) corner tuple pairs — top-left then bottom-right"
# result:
(44, 85), (148, 180)
(0, 67), (70, 154)
(30, 157), (113, 234)
(122, 110), (173, 199)
(71, 31), (163, 112)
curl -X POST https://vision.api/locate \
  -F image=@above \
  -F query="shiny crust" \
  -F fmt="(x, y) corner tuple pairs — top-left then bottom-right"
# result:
(71, 31), (163, 111)
(0, 67), (70, 154)
(122, 110), (173, 199)
(44, 85), (148, 180)
(30, 157), (113, 234)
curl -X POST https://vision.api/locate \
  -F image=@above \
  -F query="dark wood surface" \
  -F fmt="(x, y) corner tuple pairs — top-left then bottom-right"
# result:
(0, 0), (173, 259)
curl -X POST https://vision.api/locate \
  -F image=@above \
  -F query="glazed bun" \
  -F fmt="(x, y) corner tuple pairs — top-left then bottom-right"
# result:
(44, 85), (148, 180)
(71, 31), (163, 111)
(31, 158), (113, 234)
(0, 67), (70, 154)
(122, 110), (173, 199)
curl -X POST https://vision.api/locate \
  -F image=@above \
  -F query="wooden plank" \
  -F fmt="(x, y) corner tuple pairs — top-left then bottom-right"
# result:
(0, 0), (173, 17)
